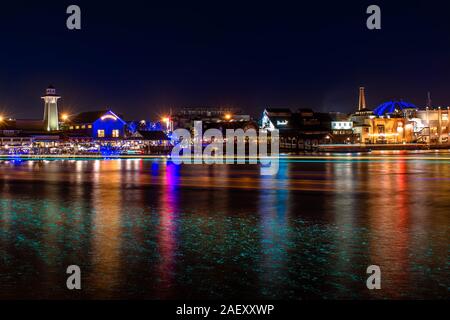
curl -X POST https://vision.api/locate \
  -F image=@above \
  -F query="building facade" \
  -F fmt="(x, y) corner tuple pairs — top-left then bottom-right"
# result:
(351, 88), (419, 144)
(413, 107), (449, 144)
(261, 108), (331, 150)
(64, 110), (127, 140)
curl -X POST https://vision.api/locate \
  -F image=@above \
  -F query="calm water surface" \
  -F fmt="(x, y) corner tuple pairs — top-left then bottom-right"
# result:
(0, 152), (449, 299)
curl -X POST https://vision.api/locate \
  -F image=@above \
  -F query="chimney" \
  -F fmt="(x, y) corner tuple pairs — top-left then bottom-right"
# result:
(358, 87), (367, 111)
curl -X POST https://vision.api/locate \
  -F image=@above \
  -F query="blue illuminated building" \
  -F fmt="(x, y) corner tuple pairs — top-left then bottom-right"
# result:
(373, 100), (417, 116)
(65, 110), (127, 140)
(92, 111), (126, 139)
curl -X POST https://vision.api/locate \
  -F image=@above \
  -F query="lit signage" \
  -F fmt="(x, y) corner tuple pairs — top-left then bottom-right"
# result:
(331, 121), (353, 129)
(276, 120), (288, 126)
(101, 114), (118, 121)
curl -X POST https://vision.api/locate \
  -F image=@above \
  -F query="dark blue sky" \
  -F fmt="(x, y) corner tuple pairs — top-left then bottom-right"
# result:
(1, 0), (450, 120)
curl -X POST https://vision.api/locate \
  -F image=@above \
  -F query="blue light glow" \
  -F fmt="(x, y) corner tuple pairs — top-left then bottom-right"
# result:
(373, 100), (416, 116)
(100, 145), (121, 156)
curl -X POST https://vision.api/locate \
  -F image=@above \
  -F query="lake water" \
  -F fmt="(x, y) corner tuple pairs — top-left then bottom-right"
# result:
(0, 152), (448, 299)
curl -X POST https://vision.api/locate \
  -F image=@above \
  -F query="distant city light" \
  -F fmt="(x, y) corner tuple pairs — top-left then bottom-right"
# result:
(276, 120), (288, 126)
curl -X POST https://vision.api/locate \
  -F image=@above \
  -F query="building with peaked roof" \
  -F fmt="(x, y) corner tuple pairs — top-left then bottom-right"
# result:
(69, 110), (112, 124)
(64, 110), (127, 140)
(261, 108), (292, 131)
(0, 86), (177, 154)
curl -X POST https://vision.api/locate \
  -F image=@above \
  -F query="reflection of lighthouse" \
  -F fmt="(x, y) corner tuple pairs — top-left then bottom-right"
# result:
(42, 85), (60, 131)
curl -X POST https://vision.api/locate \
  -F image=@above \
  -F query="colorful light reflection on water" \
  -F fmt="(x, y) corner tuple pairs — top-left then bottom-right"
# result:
(0, 153), (448, 299)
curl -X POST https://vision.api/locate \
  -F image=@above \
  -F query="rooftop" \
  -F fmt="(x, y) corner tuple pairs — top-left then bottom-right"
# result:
(373, 100), (417, 116)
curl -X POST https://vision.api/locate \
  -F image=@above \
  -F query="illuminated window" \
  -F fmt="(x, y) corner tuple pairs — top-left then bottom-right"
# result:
(75, 126), (80, 129)
(88, 125), (92, 128)
(81, 125), (86, 129)
(97, 130), (105, 138)
(69, 126), (74, 130)
(112, 130), (119, 138)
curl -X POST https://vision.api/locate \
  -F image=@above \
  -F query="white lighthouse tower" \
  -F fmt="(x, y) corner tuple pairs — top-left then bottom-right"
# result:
(42, 85), (60, 131)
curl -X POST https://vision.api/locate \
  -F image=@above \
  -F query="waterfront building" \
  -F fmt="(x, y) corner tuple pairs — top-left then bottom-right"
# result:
(0, 121), (33, 149)
(1, 86), (63, 134)
(261, 108), (292, 131)
(330, 120), (355, 142)
(370, 101), (415, 144)
(173, 106), (255, 139)
(129, 130), (170, 145)
(0, 86), (175, 154)
(352, 100), (415, 144)
(174, 106), (252, 131)
(176, 106), (242, 119)
(414, 107), (450, 144)
(261, 108), (331, 150)
(62, 110), (173, 154)
(127, 130), (171, 154)
(350, 87), (417, 144)
(351, 91), (449, 145)
(326, 112), (358, 143)
(65, 110), (127, 140)
(0, 118), (61, 153)
(0, 86), (64, 152)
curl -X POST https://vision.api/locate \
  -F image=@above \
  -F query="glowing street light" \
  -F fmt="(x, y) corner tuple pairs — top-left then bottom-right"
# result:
(0, 115), (4, 122)
(61, 113), (69, 121)
(224, 114), (232, 120)
(162, 116), (172, 132)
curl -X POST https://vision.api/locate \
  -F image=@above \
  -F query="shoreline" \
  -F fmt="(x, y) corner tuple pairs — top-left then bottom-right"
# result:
(1, 149), (450, 162)
(314, 143), (450, 153)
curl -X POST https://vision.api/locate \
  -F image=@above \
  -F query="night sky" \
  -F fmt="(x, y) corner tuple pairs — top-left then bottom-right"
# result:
(1, 0), (450, 120)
